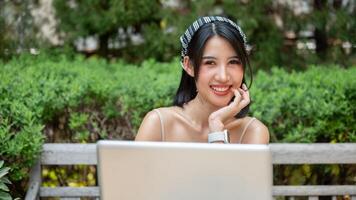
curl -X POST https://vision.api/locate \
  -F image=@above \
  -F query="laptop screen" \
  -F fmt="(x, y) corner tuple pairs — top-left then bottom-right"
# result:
(97, 140), (272, 200)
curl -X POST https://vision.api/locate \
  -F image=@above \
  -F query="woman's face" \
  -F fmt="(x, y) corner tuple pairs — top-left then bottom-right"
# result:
(195, 36), (244, 108)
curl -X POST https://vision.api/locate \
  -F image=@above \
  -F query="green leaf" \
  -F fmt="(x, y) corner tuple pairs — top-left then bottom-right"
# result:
(0, 167), (10, 179)
(0, 182), (9, 192)
(0, 177), (11, 185)
(0, 190), (11, 200)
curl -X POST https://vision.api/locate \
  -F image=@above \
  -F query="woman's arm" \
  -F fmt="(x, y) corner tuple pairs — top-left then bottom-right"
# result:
(208, 84), (270, 144)
(135, 111), (162, 141)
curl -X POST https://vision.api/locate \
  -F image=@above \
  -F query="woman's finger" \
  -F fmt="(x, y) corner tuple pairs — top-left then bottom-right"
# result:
(238, 88), (250, 102)
(224, 88), (245, 117)
(242, 83), (248, 91)
(231, 88), (242, 106)
(237, 87), (250, 109)
(209, 85), (251, 131)
(211, 88), (241, 122)
(241, 84), (250, 104)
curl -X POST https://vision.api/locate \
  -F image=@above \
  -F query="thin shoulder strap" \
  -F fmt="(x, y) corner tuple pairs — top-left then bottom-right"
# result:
(153, 109), (165, 141)
(238, 117), (256, 143)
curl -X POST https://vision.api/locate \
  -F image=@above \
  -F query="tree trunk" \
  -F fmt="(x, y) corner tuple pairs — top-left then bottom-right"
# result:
(98, 32), (110, 58)
(313, 0), (328, 59)
(332, 0), (342, 9)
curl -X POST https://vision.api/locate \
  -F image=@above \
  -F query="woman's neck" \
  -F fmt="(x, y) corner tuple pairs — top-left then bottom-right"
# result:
(182, 94), (220, 131)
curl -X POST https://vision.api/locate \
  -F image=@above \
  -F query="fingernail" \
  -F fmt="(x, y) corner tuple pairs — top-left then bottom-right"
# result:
(242, 84), (247, 90)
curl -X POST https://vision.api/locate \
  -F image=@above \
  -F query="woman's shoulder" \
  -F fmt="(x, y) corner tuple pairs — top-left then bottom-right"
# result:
(135, 109), (163, 141)
(138, 106), (181, 127)
(151, 106), (183, 119)
(135, 106), (182, 141)
(154, 106), (181, 111)
(227, 116), (270, 144)
(243, 117), (269, 144)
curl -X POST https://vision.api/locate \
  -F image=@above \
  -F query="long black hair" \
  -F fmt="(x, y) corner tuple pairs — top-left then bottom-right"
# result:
(173, 20), (253, 118)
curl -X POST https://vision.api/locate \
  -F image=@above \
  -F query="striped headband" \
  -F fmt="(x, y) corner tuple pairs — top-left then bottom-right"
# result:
(180, 16), (247, 65)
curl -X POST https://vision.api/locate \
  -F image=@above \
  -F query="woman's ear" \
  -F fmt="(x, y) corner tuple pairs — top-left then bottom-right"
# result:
(183, 56), (194, 77)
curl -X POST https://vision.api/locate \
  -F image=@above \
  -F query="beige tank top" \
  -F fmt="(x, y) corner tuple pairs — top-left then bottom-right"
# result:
(153, 109), (256, 143)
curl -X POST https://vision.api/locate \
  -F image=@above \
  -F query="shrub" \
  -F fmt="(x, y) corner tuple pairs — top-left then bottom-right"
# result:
(0, 55), (180, 194)
(250, 66), (356, 186)
(251, 66), (356, 143)
(0, 54), (355, 196)
(0, 160), (13, 200)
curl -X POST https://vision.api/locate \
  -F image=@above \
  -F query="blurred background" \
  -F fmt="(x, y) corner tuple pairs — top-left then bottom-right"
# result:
(1, 0), (355, 68)
(0, 0), (355, 199)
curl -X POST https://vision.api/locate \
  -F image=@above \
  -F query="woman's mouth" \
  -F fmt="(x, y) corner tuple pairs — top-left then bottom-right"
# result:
(210, 85), (231, 96)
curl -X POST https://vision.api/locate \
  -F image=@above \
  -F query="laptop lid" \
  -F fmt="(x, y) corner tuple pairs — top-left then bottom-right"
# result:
(97, 140), (272, 200)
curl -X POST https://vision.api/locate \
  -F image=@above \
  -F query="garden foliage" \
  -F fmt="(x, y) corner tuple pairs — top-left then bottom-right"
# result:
(2, 1), (354, 68)
(51, 0), (355, 68)
(0, 161), (12, 200)
(0, 55), (355, 195)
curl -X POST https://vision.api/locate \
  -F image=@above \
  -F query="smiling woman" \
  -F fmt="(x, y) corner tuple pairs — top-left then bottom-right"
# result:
(135, 16), (269, 144)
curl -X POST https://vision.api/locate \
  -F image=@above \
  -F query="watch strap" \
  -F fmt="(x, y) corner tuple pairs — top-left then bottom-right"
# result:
(208, 130), (229, 143)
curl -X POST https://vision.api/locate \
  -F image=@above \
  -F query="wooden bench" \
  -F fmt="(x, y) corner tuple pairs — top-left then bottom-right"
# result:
(25, 143), (356, 200)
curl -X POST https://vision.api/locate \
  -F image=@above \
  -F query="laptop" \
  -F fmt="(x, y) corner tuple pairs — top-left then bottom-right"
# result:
(97, 140), (272, 200)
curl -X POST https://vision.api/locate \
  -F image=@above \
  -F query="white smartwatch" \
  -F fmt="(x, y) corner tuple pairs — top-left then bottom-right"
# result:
(208, 129), (230, 144)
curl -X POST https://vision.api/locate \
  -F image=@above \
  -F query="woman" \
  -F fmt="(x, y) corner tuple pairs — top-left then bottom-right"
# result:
(135, 16), (269, 144)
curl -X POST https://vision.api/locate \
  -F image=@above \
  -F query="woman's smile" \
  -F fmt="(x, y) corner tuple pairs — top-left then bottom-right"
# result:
(210, 84), (232, 96)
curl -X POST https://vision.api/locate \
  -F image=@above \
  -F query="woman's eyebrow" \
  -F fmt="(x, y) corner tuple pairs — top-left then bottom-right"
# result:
(202, 56), (216, 60)
(229, 56), (240, 59)
(202, 56), (240, 59)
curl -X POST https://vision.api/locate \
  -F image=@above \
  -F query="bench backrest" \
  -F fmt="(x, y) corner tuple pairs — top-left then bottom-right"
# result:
(25, 143), (356, 200)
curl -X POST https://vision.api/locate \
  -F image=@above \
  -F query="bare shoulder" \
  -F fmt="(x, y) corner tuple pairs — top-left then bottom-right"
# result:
(135, 109), (162, 141)
(135, 107), (176, 141)
(241, 117), (270, 144)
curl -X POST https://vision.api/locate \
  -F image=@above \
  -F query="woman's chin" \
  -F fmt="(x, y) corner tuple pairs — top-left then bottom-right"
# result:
(210, 97), (233, 108)
(213, 102), (230, 108)
(197, 92), (233, 108)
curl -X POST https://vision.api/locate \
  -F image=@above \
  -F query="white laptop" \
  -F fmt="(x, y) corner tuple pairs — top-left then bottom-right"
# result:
(97, 140), (272, 200)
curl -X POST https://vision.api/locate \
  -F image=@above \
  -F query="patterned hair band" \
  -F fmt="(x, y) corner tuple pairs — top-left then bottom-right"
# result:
(180, 16), (247, 65)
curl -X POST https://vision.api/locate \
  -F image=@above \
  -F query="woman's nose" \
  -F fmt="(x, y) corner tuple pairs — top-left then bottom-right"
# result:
(215, 66), (229, 82)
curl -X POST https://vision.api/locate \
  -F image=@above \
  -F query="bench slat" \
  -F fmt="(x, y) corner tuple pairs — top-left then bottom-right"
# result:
(40, 187), (100, 197)
(39, 185), (356, 197)
(273, 185), (356, 196)
(271, 143), (356, 164)
(42, 144), (97, 165)
(60, 198), (81, 200)
(41, 143), (356, 165)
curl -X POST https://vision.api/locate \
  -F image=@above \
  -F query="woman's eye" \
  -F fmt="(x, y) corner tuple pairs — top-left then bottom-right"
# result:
(230, 59), (242, 65)
(204, 61), (215, 65)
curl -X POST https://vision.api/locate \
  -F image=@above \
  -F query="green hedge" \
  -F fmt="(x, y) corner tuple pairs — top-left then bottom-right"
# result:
(252, 66), (356, 142)
(0, 55), (181, 185)
(0, 55), (355, 195)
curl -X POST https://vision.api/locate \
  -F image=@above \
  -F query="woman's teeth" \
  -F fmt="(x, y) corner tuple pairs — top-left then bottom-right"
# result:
(211, 86), (230, 92)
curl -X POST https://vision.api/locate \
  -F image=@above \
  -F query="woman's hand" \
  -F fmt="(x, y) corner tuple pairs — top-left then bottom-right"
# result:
(208, 84), (250, 132)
